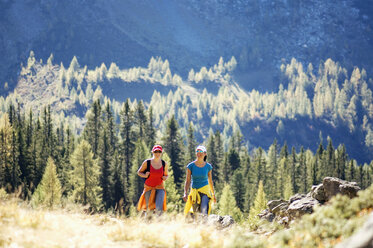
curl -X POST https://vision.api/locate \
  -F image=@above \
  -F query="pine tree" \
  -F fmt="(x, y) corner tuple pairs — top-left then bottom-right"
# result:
(299, 147), (308, 193)
(336, 144), (347, 180)
(207, 132), (219, 184)
(83, 99), (102, 158)
(231, 169), (245, 211)
(267, 139), (279, 199)
(98, 102), (116, 209)
(248, 180), (267, 221)
(70, 140), (102, 210)
(145, 106), (156, 149)
(128, 140), (149, 204)
(284, 175), (294, 200)
(112, 151), (125, 213)
(162, 152), (182, 213)
(0, 113), (13, 189)
(9, 127), (21, 192)
(119, 99), (136, 192)
(290, 147), (298, 193)
(134, 100), (147, 140)
(99, 128), (113, 209)
(31, 157), (62, 208)
(162, 115), (184, 186)
(227, 147), (240, 173)
(242, 152), (253, 212)
(253, 147), (266, 187)
(214, 130), (224, 175)
(219, 184), (242, 221)
(185, 123), (197, 164)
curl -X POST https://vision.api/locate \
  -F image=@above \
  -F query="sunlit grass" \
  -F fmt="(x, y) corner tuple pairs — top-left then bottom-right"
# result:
(1, 184), (373, 247)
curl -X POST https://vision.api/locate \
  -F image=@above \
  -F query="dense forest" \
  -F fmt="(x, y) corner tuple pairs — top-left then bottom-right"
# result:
(2, 52), (373, 163)
(1, 98), (372, 218)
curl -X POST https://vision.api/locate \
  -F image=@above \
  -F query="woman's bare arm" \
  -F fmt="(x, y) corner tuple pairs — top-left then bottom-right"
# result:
(137, 160), (150, 178)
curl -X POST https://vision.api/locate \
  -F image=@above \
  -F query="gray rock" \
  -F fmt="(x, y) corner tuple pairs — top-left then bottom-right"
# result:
(258, 209), (275, 222)
(267, 199), (288, 212)
(289, 194), (306, 203)
(311, 184), (327, 202)
(207, 214), (234, 228)
(335, 212), (373, 248)
(286, 196), (319, 220)
(221, 215), (235, 228)
(323, 177), (360, 201)
(272, 202), (289, 216)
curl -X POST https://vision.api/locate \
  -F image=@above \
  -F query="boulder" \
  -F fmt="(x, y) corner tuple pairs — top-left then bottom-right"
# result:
(207, 214), (234, 228)
(272, 202), (289, 216)
(267, 199), (287, 212)
(323, 177), (360, 201)
(311, 184), (326, 202)
(286, 196), (319, 220)
(221, 215), (235, 228)
(335, 212), (373, 248)
(289, 194), (306, 203)
(258, 209), (275, 222)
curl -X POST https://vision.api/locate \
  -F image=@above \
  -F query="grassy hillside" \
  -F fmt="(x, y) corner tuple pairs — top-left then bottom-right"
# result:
(1, 184), (373, 248)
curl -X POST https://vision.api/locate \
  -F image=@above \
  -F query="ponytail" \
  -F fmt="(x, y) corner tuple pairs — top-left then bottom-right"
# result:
(204, 155), (207, 162)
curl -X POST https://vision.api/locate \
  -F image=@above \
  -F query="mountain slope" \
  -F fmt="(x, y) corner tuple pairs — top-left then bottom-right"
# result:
(3, 53), (373, 163)
(1, 0), (372, 94)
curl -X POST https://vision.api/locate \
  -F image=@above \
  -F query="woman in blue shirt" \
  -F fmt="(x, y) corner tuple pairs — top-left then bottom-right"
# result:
(183, 145), (216, 216)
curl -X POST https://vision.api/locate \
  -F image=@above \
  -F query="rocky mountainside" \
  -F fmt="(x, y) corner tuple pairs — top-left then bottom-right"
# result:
(1, 0), (372, 93)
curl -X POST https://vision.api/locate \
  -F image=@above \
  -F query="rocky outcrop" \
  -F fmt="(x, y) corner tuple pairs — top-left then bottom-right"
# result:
(286, 197), (319, 219)
(207, 214), (235, 228)
(259, 177), (361, 224)
(335, 212), (373, 248)
(322, 177), (360, 201)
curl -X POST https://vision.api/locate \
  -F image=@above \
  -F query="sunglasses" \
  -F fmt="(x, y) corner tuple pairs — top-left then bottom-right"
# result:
(153, 150), (162, 153)
(196, 150), (204, 153)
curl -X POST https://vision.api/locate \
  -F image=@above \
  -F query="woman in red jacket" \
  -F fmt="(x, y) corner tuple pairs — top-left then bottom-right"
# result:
(137, 145), (168, 215)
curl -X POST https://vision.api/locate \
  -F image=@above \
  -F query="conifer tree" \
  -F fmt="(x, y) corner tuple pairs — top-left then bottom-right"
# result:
(242, 152), (253, 212)
(98, 102), (116, 209)
(284, 175), (294, 200)
(299, 147), (308, 193)
(214, 130), (224, 175)
(336, 144), (347, 180)
(325, 137), (336, 177)
(162, 115), (184, 186)
(186, 123), (197, 164)
(99, 128), (114, 209)
(83, 99), (102, 158)
(267, 139), (279, 198)
(253, 147), (266, 187)
(112, 151), (125, 213)
(290, 147), (298, 193)
(9, 127), (21, 192)
(119, 99), (136, 191)
(128, 140), (149, 204)
(134, 100), (147, 140)
(31, 157), (62, 208)
(0, 113), (13, 189)
(231, 169), (245, 211)
(227, 146), (240, 173)
(162, 152), (182, 212)
(207, 132), (219, 183)
(219, 184), (242, 221)
(145, 106), (156, 149)
(70, 140), (102, 210)
(248, 180), (267, 221)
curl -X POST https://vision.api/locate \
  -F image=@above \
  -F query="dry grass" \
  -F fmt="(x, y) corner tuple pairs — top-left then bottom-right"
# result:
(0, 196), (262, 248)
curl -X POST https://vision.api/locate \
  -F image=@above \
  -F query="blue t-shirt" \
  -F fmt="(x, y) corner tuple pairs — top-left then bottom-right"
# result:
(187, 162), (212, 189)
